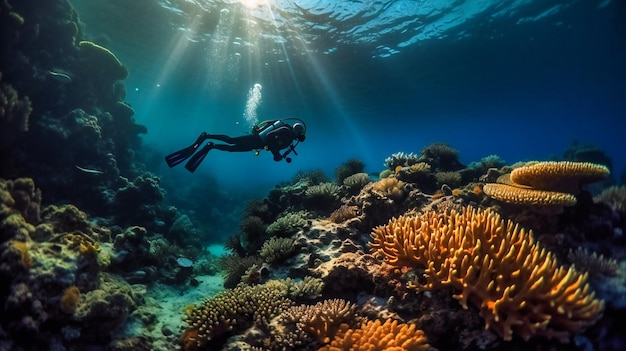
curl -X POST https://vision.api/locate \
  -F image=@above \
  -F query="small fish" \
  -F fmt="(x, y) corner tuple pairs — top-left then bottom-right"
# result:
(48, 70), (72, 83)
(75, 165), (104, 175)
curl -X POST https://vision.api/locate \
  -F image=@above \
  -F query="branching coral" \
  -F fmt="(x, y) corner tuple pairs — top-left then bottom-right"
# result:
(283, 276), (324, 300)
(329, 205), (359, 223)
(594, 185), (626, 212)
(320, 319), (430, 351)
(370, 206), (604, 341)
(384, 152), (420, 170)
(260, 236), (296, 263)
(278, 299), (361, 345)
(217, 254), (264, 288)
(266, 211), (308, 237)
(567, 247), (618, 278)
(181, 283), (292, 350)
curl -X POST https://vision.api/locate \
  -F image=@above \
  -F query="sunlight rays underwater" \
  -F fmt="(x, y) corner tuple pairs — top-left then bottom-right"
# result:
(138, 0), (373, 177)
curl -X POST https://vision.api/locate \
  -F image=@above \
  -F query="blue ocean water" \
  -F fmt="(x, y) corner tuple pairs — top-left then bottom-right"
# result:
(69, 0), (625, 193)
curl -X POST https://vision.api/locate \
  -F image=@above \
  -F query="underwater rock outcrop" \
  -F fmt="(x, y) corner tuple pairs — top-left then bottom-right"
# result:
(0, 177), (145, 350)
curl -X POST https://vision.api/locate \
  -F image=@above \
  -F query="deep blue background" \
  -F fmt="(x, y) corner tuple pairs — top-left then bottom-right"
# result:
(70, 0), (625, 195)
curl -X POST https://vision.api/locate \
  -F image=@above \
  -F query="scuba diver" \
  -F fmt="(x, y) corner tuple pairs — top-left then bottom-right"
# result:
(165, 118), (307, 172)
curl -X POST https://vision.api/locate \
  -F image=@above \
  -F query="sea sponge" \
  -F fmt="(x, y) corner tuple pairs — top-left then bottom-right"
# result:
(320, 319), (430, 351)
(10, 240), (33, 268)
(60, 286), (81, 314)
(370, 206), (604, 341)
(510, 161), (610, 193)
(181, 283), (292, 350)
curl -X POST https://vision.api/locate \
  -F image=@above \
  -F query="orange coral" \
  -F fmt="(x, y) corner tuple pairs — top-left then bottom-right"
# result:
(510, 161), (610, 193)
(370, 207), (604, 341)
(484, 161), (610, 207)
(483, 183), (577, 206)
(320, 319), (429, 351)
(285, 299), (359, 344)
(60, 286), (81, 314)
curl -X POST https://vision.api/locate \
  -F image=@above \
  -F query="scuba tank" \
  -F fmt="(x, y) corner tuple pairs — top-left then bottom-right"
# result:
(255, 120), (287, 141)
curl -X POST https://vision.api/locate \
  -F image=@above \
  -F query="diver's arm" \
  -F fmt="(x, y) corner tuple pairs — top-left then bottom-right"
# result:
(270, 148), (283, 161)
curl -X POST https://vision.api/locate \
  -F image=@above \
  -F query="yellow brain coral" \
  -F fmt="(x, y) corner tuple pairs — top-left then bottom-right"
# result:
(319, 319), (429, 351)
(370, 207), (604, 341)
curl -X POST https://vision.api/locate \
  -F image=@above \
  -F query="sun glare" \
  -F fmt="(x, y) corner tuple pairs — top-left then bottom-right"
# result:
(239, 0), (264, 9)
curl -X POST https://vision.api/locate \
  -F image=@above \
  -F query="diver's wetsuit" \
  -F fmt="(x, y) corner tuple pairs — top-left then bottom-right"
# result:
(206, 124), (293, 160)
(165, 119), (302, 172)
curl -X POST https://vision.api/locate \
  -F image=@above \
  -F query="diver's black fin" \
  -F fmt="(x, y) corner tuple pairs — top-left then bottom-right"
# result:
(165, 146), (197, 167)
(165, 132), (209, 168)
(184, 142), (213, 172)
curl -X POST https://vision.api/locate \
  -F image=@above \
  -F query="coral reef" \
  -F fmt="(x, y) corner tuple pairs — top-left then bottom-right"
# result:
(180, 283), (293, 350)
(342, 172), (371, 193)
(320, 319), (430, 351)
(266, 211), (308, 237)
(0, 72), (32, 148)
(334, 158), (365, 184)
(371, 206), (604, 341)
(260, 237), (296, 263)
(594, 185), (626, 213)
(483, 161), (610, 208)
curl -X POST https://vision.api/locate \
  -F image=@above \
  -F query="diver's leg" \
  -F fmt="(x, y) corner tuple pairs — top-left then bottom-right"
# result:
(205, 134), (237, 144)
(184, 142), (214, 172)
(212, 143), (254, 152)
(165, 132), (209, 167)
